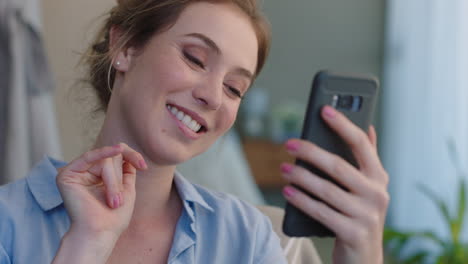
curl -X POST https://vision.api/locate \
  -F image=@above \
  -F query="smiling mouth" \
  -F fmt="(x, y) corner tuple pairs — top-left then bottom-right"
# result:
(166, 104), (207, 133)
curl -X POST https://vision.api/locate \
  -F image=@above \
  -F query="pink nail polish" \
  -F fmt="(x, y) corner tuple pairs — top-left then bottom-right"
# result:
(323, 106), (336, 118)
(139, 159), (147, 169)
(280, 163), (293, 174)
(286, 141), (300, 152)
(283, 186), (296, 197)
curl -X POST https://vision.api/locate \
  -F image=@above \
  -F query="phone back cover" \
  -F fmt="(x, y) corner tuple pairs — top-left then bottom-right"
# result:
(282, 71), (379, 237)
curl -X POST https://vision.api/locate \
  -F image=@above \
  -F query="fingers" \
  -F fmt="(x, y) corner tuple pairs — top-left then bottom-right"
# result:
(122, 162), (137, 189)
(63, 143), (147, 209)
(67, 145), (123, 172)
(282, 185), (356, 240)
(281, 163), (367, 218)
(320, 106), (385, 181)
(285, 139), (367, 195)
(98, 143), (146, 208)
(112, 154), (123, 185)
(119, 143), (147, 170)
(282, 107), (389, 256)
(101, 158), (123, 209)
(368, 125), (378, 150)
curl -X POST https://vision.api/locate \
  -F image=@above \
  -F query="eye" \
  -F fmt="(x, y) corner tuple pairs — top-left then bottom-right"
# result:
(224, 84), (243, 99)
(183, 50), (205, 69)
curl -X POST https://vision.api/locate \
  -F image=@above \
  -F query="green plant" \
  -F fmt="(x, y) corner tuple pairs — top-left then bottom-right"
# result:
(384, 140), (468, 264)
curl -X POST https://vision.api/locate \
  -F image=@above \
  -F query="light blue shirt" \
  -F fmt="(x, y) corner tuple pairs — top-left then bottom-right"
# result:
(0, 157), (287, 264)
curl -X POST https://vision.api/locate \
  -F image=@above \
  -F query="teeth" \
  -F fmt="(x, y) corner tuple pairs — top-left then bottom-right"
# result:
(182, 115), (191, 124)
(189, 120), (198, 131)
(167, 105), (202, 133)
(176, 111), (184, 120)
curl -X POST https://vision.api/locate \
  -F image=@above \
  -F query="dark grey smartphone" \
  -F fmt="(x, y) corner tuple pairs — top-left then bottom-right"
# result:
(282, 70), (379, 237)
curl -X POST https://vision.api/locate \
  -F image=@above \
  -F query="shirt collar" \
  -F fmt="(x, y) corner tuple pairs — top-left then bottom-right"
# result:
(26, 156), (66, 211)
(173, 170), (214, 216)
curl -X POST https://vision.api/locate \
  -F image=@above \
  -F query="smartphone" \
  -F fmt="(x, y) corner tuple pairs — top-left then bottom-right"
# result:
(282, 70), (379, 237)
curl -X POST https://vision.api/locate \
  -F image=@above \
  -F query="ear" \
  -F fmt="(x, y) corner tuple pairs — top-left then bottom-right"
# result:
(109, 25), (135, 72)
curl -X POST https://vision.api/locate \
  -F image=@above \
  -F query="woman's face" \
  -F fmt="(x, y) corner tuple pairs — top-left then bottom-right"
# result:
(110, 2), (258, 165)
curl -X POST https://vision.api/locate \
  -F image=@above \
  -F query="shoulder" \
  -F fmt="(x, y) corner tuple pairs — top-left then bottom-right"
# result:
(0, 157), (68, 258)
(0, 156), (64, 217)
(0, 177), (33, 222)
(0, 178), (35, 254)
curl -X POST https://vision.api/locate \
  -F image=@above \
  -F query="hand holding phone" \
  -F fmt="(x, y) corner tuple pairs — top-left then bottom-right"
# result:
(282, 71), (380, 237)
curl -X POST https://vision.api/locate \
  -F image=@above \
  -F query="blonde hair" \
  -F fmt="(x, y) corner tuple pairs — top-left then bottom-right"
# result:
(83, 0), (271, 111)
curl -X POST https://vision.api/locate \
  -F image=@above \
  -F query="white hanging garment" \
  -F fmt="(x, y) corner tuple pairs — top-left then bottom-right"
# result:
(1, 0), (62, 184)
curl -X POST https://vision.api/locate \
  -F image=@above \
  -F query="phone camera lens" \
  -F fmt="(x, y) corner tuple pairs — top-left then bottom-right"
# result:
(338, 95), (353, 109)
(336, 95), (362, 111)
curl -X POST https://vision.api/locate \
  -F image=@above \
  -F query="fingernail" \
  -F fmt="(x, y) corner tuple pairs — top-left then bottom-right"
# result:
(323, 105), (336, 118)
(286, 140), (300, 152)
(280, 163), (294, 174)
(113, 144), (122, 150)
(283, 186), (296, 197)
(112, 194), (120, 208)
(139, 159), (147, 169)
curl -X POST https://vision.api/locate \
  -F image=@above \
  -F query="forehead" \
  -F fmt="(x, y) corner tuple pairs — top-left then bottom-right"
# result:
(164, 2), (259, 73)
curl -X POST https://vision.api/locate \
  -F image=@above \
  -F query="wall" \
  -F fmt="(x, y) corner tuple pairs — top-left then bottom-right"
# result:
(42, 0), (114, 160)
(257, 0), (385, 107)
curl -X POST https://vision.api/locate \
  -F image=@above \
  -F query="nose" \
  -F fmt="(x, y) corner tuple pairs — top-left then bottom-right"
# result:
(192, 76), (223, 110)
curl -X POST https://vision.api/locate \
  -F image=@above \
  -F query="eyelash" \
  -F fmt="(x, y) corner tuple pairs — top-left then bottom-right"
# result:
(183, 50), (243, 99)
(224, 84), (243, 99)
(183, 50), (205, 69)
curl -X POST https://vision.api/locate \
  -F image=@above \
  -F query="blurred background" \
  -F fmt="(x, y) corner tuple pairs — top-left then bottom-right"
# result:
(2, 0), (468, 263)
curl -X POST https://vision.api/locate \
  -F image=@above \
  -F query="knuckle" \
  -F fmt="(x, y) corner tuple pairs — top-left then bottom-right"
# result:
(314, 202), (332, 222)
(330, 156), (346, 176)
(364, 211), (380, 228)
(104, 157), (113, 164)
(291, 167), (306, 184)
(307, 142), (319, 152)
(370, 185), (390, 209)
(82, 151), (94, 163)
(352, 226), (370, 244)
(351, 130), (369, 149)
(103, 145), (114, 152)
(340, 227), (359, 243)
(114, 152), (124, 161)
(382, 170), (390, 186)
(318, 182), (336, 201)
(299, 142), (318, 159)
(384, 191), (391, 204)
(137, 153), (144, 161)
(379, 191), (390, 208)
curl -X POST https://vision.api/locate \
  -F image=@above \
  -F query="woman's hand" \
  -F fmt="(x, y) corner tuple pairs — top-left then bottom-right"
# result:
(281, 106), (389, 264)
(53, 143), (147, 264)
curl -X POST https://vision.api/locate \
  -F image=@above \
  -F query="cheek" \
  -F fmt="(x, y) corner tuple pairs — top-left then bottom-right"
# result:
(130, 50), (194, 96)
(218, 103), (240, 133)
(150, 52), (196, 93)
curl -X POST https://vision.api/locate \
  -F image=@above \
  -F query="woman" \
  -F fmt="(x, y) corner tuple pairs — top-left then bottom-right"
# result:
(0, 0), (389, 263)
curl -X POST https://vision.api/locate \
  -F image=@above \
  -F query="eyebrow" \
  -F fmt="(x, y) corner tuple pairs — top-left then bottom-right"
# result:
(183, 32), (255, 81)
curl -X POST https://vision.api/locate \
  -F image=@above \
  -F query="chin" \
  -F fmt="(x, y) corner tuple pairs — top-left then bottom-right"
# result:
(144, 140), (209, 166)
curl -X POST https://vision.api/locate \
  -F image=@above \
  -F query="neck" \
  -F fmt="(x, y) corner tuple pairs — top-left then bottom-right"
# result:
(94, 120), (182, 223)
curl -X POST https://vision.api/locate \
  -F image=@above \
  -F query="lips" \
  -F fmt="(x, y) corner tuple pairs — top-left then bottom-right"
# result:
(166, 104), (207, 134)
